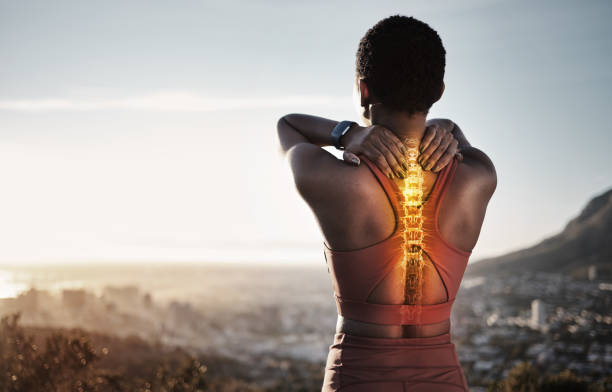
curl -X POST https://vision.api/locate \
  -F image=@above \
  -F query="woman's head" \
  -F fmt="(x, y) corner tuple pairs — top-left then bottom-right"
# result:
(354, 15), (446, 122)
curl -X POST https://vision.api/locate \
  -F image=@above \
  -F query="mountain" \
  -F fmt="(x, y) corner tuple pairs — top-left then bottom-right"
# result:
(466, 187), (612, 276)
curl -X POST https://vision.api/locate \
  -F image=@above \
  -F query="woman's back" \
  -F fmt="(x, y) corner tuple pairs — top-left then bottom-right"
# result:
(320, 151), (489, 338)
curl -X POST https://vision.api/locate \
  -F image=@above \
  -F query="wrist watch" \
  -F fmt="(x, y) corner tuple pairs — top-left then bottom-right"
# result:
(331, 120), (357, 150)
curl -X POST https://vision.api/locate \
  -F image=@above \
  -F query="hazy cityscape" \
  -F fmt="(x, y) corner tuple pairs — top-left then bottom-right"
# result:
(2, 0), (610, 390)
(0, 262), (610, 390)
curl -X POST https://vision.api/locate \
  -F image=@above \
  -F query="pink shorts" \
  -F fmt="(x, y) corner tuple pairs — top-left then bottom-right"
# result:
(322, 332), (469, 391)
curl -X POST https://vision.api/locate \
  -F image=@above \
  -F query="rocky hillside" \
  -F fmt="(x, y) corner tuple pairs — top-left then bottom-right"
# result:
(467, 187), (612, 276)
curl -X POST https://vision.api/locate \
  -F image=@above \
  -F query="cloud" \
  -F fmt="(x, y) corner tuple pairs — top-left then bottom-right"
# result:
(0, 92), (350, 112)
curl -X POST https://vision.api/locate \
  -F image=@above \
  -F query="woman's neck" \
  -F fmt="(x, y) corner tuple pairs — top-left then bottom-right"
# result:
(370, 105), (427, 148)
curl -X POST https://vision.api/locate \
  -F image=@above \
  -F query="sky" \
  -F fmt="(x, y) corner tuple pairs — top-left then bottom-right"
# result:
(1, 0), (611, 265)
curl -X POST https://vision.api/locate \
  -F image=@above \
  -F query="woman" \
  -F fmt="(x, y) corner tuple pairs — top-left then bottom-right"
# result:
(277, 15), (496, 391)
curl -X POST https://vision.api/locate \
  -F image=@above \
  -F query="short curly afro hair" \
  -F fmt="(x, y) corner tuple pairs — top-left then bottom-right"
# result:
(356, 15), (446, 115)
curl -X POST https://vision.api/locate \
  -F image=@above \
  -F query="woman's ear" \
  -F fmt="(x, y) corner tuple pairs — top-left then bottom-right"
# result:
(358, 79), (373, 120)
(359, 79), (370, 107)
(437, 82), (445, 102)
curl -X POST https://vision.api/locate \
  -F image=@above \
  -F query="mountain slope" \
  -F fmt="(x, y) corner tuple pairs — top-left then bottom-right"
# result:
(466, 187), (612, 276)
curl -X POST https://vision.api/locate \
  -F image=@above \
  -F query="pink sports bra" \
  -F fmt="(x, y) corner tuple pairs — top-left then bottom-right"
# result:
(323, 154), (471, 325)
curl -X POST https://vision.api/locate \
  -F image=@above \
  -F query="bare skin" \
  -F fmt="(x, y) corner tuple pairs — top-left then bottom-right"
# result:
(277, 78), (496, 338)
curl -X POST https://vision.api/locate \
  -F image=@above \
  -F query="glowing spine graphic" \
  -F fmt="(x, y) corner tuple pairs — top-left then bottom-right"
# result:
(399, 139), (425, 319)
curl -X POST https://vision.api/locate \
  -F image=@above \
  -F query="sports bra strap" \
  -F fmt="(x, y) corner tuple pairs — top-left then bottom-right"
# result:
(358, 154), (402, 216)
(428, 154), (459, 203)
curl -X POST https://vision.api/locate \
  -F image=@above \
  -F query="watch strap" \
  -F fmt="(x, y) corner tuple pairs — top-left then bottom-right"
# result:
(331, 120), (357, 150)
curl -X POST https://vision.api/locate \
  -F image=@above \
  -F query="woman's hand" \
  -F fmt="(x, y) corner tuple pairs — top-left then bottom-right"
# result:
(341, 121), (462, 178)
(419, 120), (463, 172)
(341, 125), (408, 179)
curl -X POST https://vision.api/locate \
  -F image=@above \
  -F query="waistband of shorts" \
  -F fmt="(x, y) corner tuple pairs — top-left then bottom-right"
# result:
(333, 331), (451, 347)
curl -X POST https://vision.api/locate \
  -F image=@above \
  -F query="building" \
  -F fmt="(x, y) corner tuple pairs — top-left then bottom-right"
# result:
(588, 265), (597, 281)
(531, 299), (547, 329)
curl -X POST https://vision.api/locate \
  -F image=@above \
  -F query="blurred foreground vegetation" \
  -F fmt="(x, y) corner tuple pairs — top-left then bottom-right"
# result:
(488, 362), (608, 392)
(0, 313), (322, 391)
(0, 312), (608, 391)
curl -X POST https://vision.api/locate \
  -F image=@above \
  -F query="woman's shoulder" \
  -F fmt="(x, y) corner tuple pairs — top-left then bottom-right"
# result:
(454, 147), (497, 199)
(436, 150), (496, 252)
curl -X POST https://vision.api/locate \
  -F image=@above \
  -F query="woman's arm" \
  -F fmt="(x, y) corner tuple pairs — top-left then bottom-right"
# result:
(449, 121), (471, 151)
(276, 114), (338, 150)
(277, 113), (463, 178)
(277, 113), (409, 179)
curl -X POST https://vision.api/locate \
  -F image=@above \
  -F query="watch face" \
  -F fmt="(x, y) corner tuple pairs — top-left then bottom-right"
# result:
(332, 121), (354, 150)
(340, 124), (352, 136)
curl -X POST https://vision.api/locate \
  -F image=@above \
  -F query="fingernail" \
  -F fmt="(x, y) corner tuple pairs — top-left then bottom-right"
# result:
(351, 157), (359, 165)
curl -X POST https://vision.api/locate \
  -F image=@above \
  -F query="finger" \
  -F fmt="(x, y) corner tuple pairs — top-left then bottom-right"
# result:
(431, 141), (459, 172)
(380, 127), (407, 154)
(343, 150), (361, 166)
(379, 130), (408, 170)
(371, 137), (404, 178)
(420, 126), (437, 153)
(419, 128), (443, 164)
(431, 151), (454, 173)
(379, 126), (407, 157)
(370, 138), (403, 178)
(424, 135), (455, 171)
(419, 129), (444, 165)
(363, 144), (394, 179)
